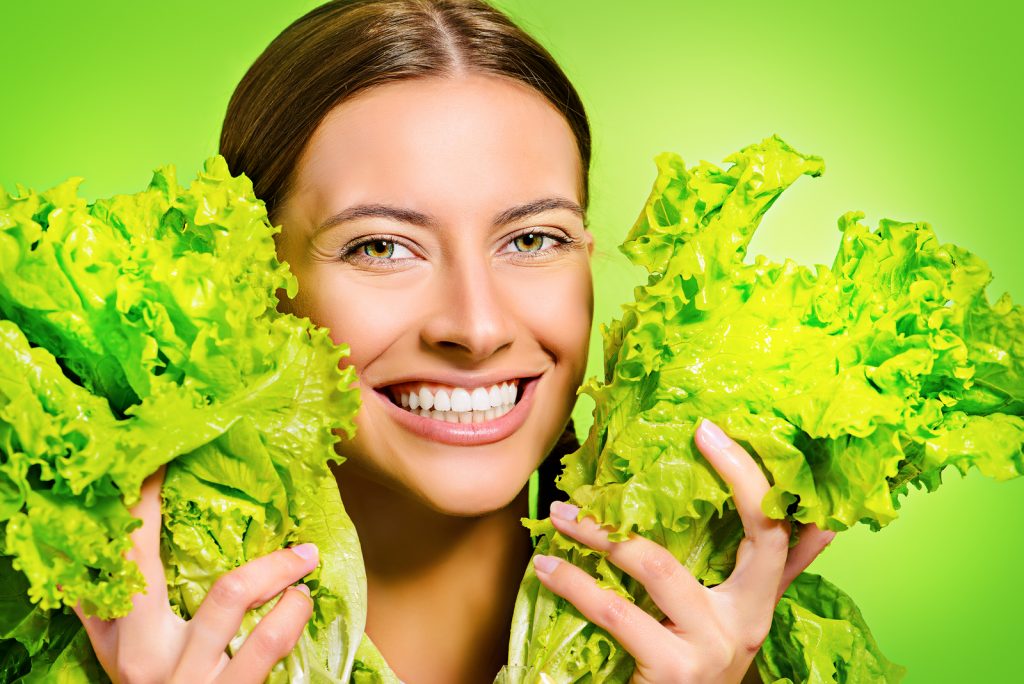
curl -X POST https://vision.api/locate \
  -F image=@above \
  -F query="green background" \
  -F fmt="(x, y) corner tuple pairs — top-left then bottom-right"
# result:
(2, 1), (1020, 681)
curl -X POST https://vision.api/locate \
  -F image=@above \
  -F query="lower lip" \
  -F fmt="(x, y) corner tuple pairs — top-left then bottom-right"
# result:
(372, 377), (540, 446)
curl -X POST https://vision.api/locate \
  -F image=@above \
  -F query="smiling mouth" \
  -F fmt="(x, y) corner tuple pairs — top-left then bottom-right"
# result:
(379, 377), (530, 425)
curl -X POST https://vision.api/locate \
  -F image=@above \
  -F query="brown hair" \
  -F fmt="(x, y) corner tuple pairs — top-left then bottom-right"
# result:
(219, 0), (591, 222)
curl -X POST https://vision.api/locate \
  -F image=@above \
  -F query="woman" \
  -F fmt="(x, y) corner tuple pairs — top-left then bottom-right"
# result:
(73, 1), (835, 682)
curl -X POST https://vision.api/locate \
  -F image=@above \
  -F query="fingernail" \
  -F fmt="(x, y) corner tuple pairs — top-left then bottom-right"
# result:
(697, 419), (733, 450)
(533, 554), (559, 574)
(294, 584), (311, 597)
(550, 501), (579, 521)
(291, 543), (319, 562)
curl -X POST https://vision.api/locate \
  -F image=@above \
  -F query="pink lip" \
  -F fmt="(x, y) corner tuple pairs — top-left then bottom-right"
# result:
(371, 376), (540, 446)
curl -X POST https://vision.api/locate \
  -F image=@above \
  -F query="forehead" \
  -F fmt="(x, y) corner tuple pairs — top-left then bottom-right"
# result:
(289, 74), (583, 225)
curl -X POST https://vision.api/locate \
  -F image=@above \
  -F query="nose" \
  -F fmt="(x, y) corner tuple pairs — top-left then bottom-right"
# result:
(420, 252), (516, 362)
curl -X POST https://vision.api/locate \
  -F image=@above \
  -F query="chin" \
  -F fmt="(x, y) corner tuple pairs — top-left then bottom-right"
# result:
(410, 459), (534, 517)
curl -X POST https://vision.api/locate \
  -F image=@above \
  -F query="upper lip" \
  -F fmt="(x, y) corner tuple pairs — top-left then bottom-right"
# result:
(372, 369), (545, 391)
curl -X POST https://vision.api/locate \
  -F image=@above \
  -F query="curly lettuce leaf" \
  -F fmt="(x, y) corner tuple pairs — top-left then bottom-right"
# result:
(0, 553), (97, 683)
(0, 158), (364, 682)
(506, 136), (1022, 682)
(757, 573), (905, 683)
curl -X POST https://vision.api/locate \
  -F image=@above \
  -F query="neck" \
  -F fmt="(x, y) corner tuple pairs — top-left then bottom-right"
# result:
(334, 462), (534, 684)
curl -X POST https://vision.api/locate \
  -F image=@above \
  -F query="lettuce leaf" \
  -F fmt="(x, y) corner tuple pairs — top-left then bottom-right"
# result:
(0, 158), (364, 682)
(350, 634), (402, 684)
(757, 573), (905, 683)
(502, 136), (1023, 682)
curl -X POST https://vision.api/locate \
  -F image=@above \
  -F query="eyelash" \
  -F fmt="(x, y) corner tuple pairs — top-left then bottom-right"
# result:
(340, 229), (576, 268)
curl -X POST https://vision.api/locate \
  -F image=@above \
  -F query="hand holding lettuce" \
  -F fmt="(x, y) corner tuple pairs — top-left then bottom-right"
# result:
(502, 136), (1022, 683)
(0, 159), (383, 682)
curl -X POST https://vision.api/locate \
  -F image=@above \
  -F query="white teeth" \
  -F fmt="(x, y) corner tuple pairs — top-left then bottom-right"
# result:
(471, 387), (490, 411)
(390, 379), (525, 423)
(398, 403), (516, 423)
(450, 388), (472, 412)
(434, 389), (451, 411)
(418, 387), (434, 410)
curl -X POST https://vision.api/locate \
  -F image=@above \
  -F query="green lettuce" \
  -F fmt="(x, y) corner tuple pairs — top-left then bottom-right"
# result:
(758, 573), (905, 683)
(0, 158), (364, 682)
(502, 136), (1022, 682)
(350, 634), (402, 684)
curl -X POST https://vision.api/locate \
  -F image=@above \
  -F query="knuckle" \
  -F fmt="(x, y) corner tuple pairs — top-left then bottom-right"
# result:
(665, 657), (697, 681)
(208, 573), (252, 609)
(742, 620), (772, 655)
(251, 623), (293, 656)
(757, 527), (791, 555)
(595, 595), (631, 630)
(115, 658), (160, 684)
(639, 547), (678, 582)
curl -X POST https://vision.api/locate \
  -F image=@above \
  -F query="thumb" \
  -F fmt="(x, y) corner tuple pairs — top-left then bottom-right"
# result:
(775, 523), (837, 603)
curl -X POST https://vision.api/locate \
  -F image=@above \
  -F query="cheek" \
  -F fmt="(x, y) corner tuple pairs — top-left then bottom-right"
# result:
(286, 267), (426, 370)
(502, 261), (593, 366)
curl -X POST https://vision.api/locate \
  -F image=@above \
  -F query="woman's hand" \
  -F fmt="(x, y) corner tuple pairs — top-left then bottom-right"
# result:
(72, 466), (318, 684)
(532, 419), (837, 684)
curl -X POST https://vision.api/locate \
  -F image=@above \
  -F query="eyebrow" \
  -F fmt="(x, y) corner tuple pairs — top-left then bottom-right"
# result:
(493, 197), (586, 226)
(313, 196), (586, 235)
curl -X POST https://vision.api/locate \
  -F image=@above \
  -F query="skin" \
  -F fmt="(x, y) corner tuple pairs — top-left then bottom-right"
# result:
(74, 74), (835, 684)
(275, 73), (595, 518)
(274, 73), (595, 682)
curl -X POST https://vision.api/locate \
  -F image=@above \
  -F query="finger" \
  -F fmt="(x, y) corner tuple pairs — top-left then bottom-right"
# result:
(213, 585), (314, 684)
(548, 501), (705, 632)
(175, 544), (319, 678)
(71, 601), (116, 666)
(532, 553), (677, 668)
(695, 420), (789, 605)
(776, 523), (837, 603)
(121, 465), (170, 617)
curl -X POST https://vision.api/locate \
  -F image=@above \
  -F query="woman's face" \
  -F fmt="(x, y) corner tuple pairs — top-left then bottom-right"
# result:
(274, 74), (594, 516)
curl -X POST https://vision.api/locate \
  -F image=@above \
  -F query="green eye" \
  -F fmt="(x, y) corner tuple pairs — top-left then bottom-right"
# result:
(361, 239), (395, 258)
(512, 233), (546, 252)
